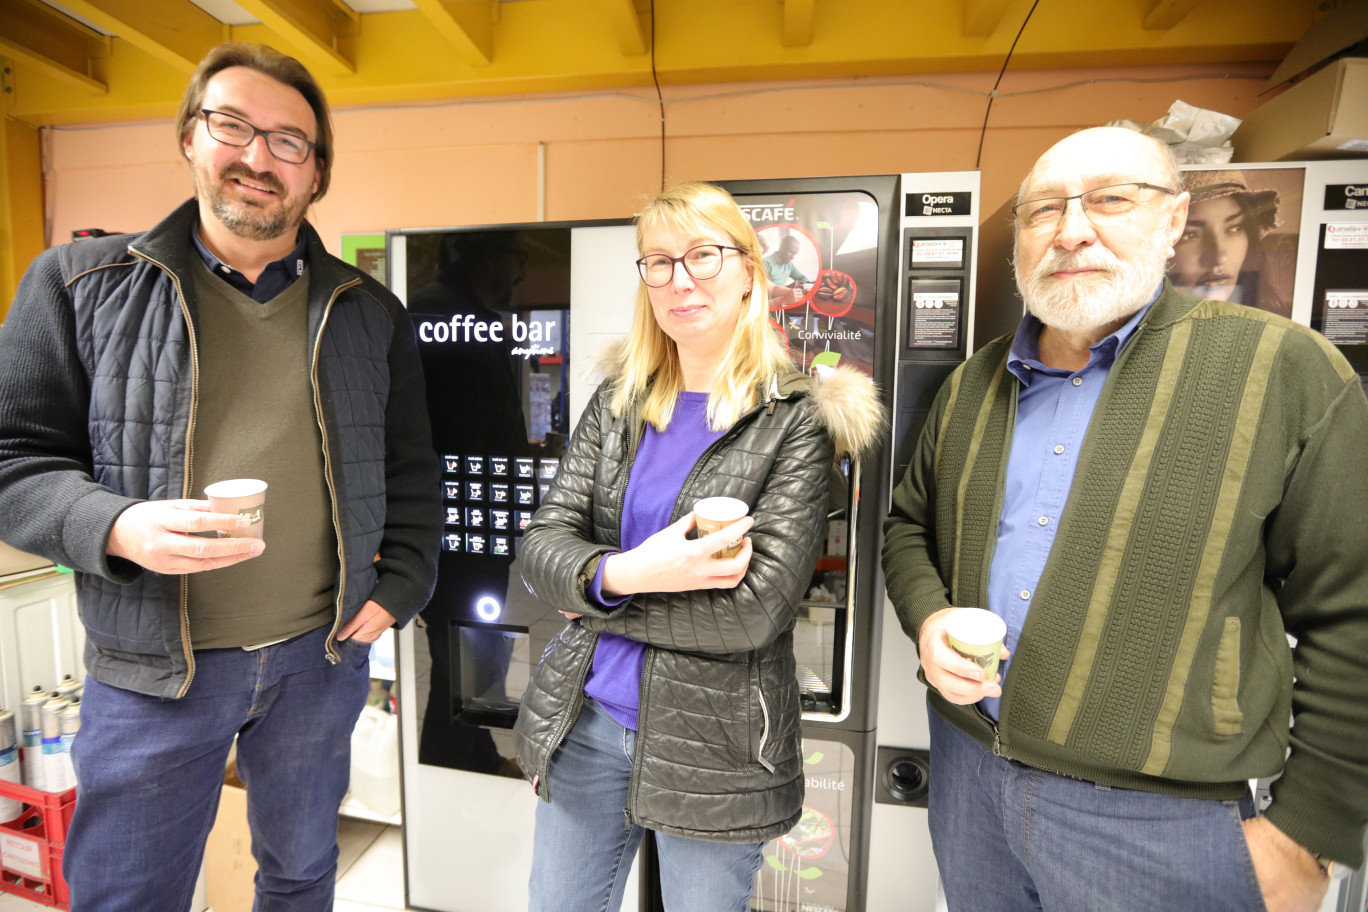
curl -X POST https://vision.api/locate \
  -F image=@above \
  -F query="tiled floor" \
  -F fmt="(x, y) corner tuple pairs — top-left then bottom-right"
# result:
(0, 817), (409, 912)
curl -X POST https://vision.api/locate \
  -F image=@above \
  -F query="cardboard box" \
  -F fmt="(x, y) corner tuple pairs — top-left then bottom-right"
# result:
(204, 766), (255, 912)
(0, 540), (51, 579)
(1233, 58), (1368, 161)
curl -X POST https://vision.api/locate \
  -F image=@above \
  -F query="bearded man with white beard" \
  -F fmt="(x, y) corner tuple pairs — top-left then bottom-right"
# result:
(883, 127), (1368, 912)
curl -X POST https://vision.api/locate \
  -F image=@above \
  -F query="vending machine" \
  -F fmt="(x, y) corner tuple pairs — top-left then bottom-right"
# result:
(713, 174), (980, 912)
(390, 172), (983, 912)
(389, 220), (642, 912)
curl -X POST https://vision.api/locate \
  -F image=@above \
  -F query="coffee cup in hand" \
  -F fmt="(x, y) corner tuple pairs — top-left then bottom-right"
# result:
(944, 607), (1006, 682)
(692, 497), (749, 559)
(204, 479), (267, 540)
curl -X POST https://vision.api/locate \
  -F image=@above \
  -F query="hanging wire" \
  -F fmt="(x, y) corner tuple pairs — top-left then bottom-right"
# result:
(975, 0), (1042, 170)
(649, 0), (666, 190)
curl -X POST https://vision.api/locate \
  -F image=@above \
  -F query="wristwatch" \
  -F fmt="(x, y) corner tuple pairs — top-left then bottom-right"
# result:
(1315, 854), (1352, 881)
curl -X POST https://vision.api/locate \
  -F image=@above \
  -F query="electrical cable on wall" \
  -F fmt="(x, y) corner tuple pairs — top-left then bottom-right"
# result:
(650, 0), (666, 191)
(975, 0), (1042, 170)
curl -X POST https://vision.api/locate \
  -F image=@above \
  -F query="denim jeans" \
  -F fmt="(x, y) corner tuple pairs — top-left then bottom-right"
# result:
(528, 698), (765, 912)
(927, 708), (1268, 912)
(65, 625), (372, 912)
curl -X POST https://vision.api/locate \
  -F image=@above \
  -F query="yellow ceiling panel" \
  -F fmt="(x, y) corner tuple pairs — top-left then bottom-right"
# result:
(1, 0), (1325, 126)
(0, 0), (108, 92)
(233, 0), (358, 74)
(411, 0), (496, 66)
(56, 0), (227, 73)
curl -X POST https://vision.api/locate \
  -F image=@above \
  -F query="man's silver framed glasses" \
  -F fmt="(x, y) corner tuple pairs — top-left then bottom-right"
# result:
(199, 109), (316, 165)
(1013, 182), (1177, 229)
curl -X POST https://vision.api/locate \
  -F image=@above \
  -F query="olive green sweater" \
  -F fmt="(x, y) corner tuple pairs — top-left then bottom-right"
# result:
(883, 284), (1368, 867)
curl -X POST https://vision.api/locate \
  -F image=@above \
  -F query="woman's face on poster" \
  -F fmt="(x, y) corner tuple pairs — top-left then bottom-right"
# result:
(1170, 195), (1251, 301)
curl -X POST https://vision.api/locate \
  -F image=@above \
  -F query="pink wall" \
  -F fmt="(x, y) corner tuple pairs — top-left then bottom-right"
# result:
(46, 61), (1275, 254)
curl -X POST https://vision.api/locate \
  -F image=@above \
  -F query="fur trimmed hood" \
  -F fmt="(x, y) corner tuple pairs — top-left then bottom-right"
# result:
(775, 365), (886, 459)
(591, 338), (886, 459)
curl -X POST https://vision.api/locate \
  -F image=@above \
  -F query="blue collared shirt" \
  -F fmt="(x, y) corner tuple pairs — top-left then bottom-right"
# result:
(191, 228), (307, 303)
(980, 288), (1159, 721)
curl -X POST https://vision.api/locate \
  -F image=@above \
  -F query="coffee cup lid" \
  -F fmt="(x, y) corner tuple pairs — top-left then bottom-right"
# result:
(693, 497), (749, 522)
(204, 478), (268, 498)
(945, 607), (1006, 645)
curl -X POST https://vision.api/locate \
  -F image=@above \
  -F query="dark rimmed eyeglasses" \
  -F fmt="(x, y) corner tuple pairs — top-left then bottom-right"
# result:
(636, 244), (741, 287)
(199, 109), (317, 165)
(1013, 182), (1177, 229)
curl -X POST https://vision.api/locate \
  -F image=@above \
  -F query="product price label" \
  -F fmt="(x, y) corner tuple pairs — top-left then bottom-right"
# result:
(1324, 224), (1368, 250)
(910, 238), (964, 266)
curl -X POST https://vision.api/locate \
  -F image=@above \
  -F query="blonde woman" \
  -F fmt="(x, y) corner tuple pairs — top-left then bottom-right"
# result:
(513, 182), (882, 912)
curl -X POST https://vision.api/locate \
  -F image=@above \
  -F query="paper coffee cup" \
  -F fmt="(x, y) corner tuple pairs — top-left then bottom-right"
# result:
(204, 478), (267, 540)
(693, 497), (749, 559)
(944, 607), (1006, 682)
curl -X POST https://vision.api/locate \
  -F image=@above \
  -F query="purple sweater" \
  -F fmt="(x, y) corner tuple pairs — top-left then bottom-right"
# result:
(583, 391), (725, 729)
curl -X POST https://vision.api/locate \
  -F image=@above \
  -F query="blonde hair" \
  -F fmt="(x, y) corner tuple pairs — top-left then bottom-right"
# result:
(607, 182), (793, 431)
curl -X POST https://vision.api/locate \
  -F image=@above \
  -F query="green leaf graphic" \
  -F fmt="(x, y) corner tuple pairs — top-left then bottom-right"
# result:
(804, 751), (825, 764)
(796, 867), (823, 880)
(764, 854), (787, 872)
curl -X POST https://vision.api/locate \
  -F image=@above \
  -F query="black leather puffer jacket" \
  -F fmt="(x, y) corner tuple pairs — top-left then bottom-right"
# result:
(514, 366), (882, 842)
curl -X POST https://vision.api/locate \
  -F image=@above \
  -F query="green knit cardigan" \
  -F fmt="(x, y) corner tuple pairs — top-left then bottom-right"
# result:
(883, 283), (1368, 867)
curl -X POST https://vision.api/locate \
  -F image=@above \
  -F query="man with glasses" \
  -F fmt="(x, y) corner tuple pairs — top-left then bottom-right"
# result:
(0, 42), (440, 910)
(883, 126), (1368, 911)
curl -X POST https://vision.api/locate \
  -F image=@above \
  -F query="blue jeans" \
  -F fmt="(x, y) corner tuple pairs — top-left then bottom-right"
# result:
(65, 625), (372, 912)
(528, 698), (765, 912)
(927, 708), (1268, 912)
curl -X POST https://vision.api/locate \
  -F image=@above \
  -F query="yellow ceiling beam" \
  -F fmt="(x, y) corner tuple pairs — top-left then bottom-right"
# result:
(783, 0), (815, 48)
(412, 0), (496, 66)
(56, 0), (225, 74)
(2, 0), (1316, 126)
(963, 0), (1014, 38)
(597, 0), (647, 57)
(1144, 0), (1208, 30)
(232, 0), (357, 76)
(0, 0), (107, 93)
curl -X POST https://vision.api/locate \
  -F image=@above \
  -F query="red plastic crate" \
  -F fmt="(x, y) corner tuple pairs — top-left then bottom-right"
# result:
(0, 778), (76, 909)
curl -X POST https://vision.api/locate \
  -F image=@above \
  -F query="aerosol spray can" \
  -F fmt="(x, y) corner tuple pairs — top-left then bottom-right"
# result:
(49, 699), (81, 795)
(54, 674), (81, 700)
(20, 685), (46, 791)
(40, 694), (70, 793)
(0, 708), (21, 823)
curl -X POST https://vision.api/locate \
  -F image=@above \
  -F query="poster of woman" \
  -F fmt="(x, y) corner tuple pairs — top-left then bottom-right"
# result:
(1170, 168), (1304, 319)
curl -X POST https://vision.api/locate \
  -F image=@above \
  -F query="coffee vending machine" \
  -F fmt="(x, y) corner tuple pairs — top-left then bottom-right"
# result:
(391, 172), (981, 912)
(390, 220), (644, 912)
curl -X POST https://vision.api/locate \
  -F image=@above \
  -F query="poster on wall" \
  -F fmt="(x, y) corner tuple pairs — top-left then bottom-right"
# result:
(1171, 169), (1304, 319)
(340, 232), (387, 284)
(734, 192), (880, 379)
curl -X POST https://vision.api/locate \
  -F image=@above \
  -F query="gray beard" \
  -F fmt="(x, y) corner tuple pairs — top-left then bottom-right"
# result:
(1016, 233), (1170, 333)
(195, 164), (306, 242)
(210, 195), (289, 241)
